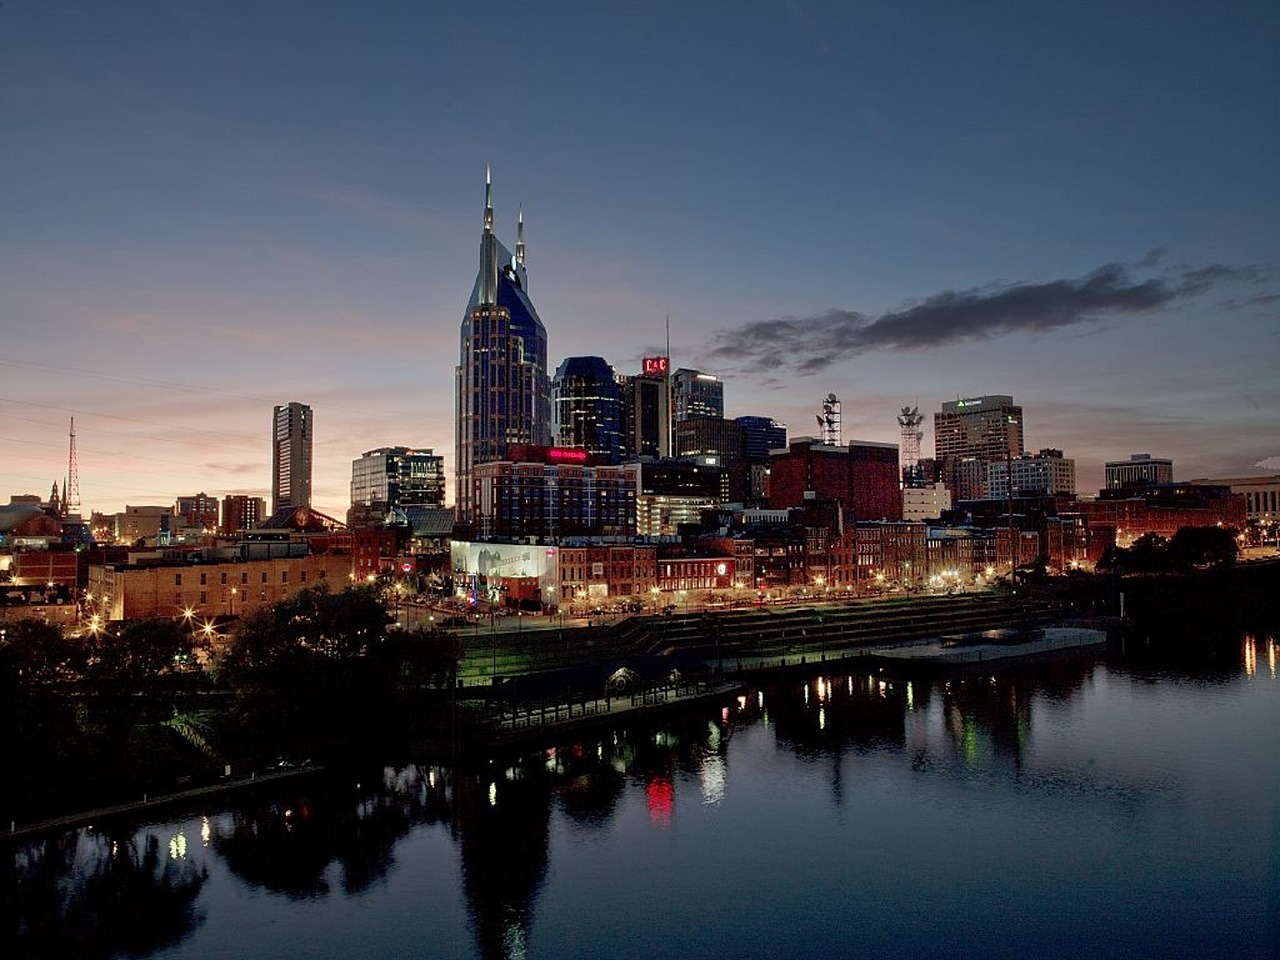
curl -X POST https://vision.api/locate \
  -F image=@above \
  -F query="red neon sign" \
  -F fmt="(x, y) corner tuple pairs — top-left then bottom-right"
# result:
(643, 356), (669, 375)
(548, 447), (589, 463)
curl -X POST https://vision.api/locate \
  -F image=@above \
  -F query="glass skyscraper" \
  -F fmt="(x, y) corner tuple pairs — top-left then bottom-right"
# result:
(455, 170), (550, 521)
(671, 368), (724, 422)
(349, 446), (446, 529)
(552, 356), (622, 464)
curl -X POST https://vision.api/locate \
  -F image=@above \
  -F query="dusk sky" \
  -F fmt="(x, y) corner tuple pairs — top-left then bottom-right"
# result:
(3, 1), (1277, 519)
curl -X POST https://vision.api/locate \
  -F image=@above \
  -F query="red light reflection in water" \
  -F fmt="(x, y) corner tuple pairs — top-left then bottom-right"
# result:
(647, 775), (674, 826)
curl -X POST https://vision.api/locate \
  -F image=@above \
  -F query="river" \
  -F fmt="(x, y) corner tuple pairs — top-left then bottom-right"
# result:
(6, 635), (1278, 959)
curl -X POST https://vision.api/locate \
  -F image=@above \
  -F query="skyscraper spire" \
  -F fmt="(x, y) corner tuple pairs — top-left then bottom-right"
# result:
(483, 163), (493, 234)
(515, 204), (525, 267)
(478, 166), (499, 304)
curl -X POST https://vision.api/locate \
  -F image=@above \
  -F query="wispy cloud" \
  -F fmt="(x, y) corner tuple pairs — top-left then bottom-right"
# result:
(705, 259), (1271, 375)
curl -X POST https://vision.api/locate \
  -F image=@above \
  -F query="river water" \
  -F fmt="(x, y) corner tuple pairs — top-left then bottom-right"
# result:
(7, 636), (1279, 959)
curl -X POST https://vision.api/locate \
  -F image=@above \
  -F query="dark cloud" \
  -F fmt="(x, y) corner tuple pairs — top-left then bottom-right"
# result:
(705, 261), (1268, 374)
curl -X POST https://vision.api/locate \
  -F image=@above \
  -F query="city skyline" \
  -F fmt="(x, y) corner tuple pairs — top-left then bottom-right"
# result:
(2, 2), (1277, 518)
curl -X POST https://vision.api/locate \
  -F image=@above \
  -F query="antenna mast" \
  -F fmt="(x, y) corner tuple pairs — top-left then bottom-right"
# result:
(816, 394), (841, 446)
(65, 416), (81, 516)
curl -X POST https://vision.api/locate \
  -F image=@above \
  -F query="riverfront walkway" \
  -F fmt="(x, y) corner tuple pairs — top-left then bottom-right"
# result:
(448, 590), (1063, 687)
(471, 678), (743, 744)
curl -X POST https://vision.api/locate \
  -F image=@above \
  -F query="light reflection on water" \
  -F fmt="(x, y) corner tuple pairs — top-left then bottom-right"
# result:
(8, 639), (1279, 960)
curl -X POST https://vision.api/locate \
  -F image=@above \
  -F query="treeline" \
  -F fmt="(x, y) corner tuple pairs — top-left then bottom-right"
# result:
(0, 585), (461, 826)
(1099, 526), (1239, 573)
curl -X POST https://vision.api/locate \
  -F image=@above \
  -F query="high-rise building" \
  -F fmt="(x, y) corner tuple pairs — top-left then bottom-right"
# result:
(348, 447), (446, 529)
(671, 368), (724, 422)
(934, 395), (1023, 462)
(735, 416), (786, 463)
(623, 460), (724, 537)
(674, 417), (742, 464)
(552, 356), (622, 464)
(934, 395), (1023, 500)
(619, 359), (671, 460)
(174, 492), (220, 532)
(455, 170), (551, 521)
(987, 449), (1076, 498)
(733, 416), (786, 506)
(221, 495), (266, 536)
(1105, 453), (1173, 489)
(272, 402), (313, 513)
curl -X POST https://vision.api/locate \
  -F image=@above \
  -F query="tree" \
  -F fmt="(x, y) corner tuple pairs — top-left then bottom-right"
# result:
(0, 618), (78, 688)
(211, 584), (393, 685)
(1168, 526), (1238, 570)
(81, 618), (195, 688)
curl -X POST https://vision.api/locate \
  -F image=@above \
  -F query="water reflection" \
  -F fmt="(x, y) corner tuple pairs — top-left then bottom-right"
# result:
(6, 632), (1276, 960)
(211, 764), (451, 898)
(7, 828), (207, 958)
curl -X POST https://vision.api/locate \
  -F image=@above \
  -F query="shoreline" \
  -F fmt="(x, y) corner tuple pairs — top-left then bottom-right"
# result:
(3, 765), (326, 844)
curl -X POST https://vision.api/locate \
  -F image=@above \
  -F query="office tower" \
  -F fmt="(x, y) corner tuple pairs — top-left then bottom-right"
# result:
(623, 460), (724, 536)
(272, 402), (313, 513)
(1105, 453), (1173, 489)
(671, 368), (724, 422)
(221, 495), (266, 536)
(174, 492), (220, 531)
(349, 447), (446, 529)
(620, 358), (671, 460)
(552, 356), (622, 463)
(455, 170), (550, 521)
(933, 395), (1023, 500)
(735, 416), (787, 464)
(674, 417), (741, 502)
(934, 395), (1023, 461)
(987, 449), (1076, 498)
(735, 415), (786, 507)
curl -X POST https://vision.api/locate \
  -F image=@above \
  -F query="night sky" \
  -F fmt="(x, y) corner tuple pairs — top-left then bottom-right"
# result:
(2, 1), (1277, 518)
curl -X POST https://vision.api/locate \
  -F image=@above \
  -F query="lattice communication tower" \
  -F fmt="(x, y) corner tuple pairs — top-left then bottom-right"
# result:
(816, 394), (841, 446)
(64, 416), (81, 516)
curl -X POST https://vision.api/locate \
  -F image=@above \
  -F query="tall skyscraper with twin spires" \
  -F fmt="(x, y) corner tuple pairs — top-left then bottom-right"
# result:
(454, 169), (551, 521)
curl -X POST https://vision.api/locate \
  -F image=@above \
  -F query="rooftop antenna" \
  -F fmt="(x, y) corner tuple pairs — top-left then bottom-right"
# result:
(897, 404), (924, 483)
(816, 394), (841, 446)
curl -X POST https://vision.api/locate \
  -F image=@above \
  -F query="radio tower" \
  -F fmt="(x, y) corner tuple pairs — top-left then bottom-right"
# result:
(897, 405), (924, 486)
(64, 417), (81, 517)
(815, 394), (841, 446)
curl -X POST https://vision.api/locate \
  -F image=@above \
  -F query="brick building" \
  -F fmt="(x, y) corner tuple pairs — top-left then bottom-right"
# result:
(768, 437), (901, 520)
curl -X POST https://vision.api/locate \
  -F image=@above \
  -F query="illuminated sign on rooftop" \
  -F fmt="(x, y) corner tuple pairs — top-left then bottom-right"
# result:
(643, 356), (669, 376)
